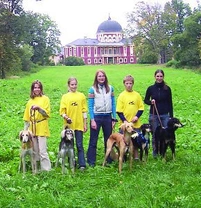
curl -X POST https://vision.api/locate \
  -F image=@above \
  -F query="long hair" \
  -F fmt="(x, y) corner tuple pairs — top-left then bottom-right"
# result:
(93, 69), (110, 93)
(154, 69), (168, 90)
(30, 80), (44, 98)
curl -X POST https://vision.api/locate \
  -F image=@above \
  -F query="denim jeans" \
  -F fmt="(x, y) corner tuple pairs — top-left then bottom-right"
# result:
(87, 115), (112, 166)
(149, 114), (169, 155)
(74, 130), (86, 168)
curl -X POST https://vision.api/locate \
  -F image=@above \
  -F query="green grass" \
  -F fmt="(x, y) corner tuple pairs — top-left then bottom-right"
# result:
(0, 64), (201, 207)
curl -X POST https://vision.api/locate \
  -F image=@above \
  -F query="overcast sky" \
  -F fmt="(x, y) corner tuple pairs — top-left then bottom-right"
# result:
(23, 0), (199, 45)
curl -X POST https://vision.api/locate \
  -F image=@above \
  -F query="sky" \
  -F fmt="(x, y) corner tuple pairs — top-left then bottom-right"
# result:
(23, 0), (199, 46)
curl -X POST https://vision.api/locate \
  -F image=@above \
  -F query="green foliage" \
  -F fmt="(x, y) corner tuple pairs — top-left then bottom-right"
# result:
(126, 0), (201, 67)
(0, 5), (61, 78)
(137, 50), (158, 64)
(166, 59), (182, 68)
(0, 64), (201, 207)
(18, 44), (34, 71)
(64, 56), (85, 66)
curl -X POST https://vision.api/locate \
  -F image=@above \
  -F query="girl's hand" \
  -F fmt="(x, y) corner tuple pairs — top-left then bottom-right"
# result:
(91, 120), (97, 130)
(132, 116), (138, 123)
(151, 99), (155, 105)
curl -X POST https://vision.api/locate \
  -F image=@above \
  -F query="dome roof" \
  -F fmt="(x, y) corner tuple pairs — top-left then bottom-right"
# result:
(97, 16), (122, 33)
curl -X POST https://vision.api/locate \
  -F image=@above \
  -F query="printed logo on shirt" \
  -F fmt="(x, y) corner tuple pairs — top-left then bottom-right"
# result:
(71, 102), (78, 106)
(129, 101), (135, 105)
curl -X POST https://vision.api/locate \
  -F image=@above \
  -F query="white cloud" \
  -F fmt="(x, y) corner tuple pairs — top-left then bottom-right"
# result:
(23, 0), (199, 45)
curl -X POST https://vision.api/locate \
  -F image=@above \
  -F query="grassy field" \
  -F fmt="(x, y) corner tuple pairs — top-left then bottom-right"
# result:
(0, 64), (201, 207)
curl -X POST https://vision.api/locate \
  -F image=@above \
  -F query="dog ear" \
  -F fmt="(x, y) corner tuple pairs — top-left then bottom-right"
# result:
(120, 123), (126, 132)
(19, 131), (23, 140)
(61, 129), (66, 139)
(28, 131), (33, 140)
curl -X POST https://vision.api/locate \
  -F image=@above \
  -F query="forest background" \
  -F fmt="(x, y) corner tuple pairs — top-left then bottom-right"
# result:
(1, 0), (201, 79)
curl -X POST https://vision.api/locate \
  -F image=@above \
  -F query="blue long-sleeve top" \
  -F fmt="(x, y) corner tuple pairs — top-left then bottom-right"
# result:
(88, 85), (116, 120)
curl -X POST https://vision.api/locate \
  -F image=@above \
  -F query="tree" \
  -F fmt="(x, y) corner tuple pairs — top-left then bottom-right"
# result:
(126, 1), (169, 64)
(0, 8), (21, 78)
(172, 11), (201, 66)
(21, 12), (61, 65)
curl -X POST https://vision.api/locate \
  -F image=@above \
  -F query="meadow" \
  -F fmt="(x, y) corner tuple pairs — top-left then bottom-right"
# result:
(0, 64), (201, 208)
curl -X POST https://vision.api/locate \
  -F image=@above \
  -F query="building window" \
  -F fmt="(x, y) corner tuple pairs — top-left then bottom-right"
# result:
(69, 47), (72, 56)
(119, 58), (123, 63)
(99, 59), (102, 63)
(94, 59), (97, 63)
(124, 47), (127, 56)
(73, 47), (76, 56)
(94, 47), (97, 55)
(65, 48), (68, 56)
(130, 58), (134, 62)
(109, 48), (112, 54)
(81, 47), (84, 57)
(88, 47), (91, 56)
(124, 58), (127, 63)
(88, 59), (91, 64)
(130, 46), (133, 56)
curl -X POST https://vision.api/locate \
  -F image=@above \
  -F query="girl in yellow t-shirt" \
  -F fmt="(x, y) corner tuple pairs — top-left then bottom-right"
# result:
(60, 77), (87, 171)
(23, 80), (51, 171)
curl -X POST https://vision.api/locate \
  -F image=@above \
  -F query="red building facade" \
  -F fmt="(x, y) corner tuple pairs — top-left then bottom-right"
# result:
(63, 17), (136, 65)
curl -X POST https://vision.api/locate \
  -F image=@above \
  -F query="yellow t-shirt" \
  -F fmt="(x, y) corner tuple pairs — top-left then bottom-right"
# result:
(116, 90), (144, 128)
(23, 95), (50, 137)
(59, 91), (87, 131)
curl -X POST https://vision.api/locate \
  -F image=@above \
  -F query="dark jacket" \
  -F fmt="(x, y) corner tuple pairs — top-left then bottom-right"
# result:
(144, 81), (173, 117)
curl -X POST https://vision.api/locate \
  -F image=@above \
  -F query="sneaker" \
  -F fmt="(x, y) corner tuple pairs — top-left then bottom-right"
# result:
(79, 167), (85, 172)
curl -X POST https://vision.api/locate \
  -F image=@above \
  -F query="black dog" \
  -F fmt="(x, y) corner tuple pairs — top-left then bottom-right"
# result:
(155, 117), (184, 160)
(131, 124), (152, 161)
(56, 126), (76, 174)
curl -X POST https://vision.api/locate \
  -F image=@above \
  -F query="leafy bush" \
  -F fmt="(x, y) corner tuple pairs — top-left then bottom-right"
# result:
(64, 56), (85, 66)
(166, 60), (182, 68)
(137, 51), (158, 64)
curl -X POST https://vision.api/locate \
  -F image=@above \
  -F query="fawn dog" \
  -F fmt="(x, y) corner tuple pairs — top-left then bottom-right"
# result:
(19, 130), (37, 174)
(102, 122), (138, 173)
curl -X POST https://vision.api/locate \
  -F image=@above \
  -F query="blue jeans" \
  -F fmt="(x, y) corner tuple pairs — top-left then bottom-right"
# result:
(74, 130), (86, 168)
(87, 115), (112, 166)
(149, 114), (169, 155)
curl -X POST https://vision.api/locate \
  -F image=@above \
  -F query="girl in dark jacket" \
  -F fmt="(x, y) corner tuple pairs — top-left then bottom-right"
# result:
(144, 69), (173, 157)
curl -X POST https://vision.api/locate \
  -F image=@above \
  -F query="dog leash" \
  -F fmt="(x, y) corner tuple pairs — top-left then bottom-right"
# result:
(153, 102), (164, 128)
(30, 108), (47, 136)
(30, 109), (36, 136)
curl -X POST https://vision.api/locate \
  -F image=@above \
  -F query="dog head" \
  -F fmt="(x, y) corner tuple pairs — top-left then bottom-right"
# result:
(19, 130), (33, 143)
(61, 126), (74, 141)
(120, 122), (135, 134)
(167, 117), (184, 129)
(140, 124), (152, 134)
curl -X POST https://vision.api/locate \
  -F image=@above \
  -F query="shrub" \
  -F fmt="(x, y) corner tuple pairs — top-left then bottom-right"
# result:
(64, 56), (85, 66)
(166, 60), (182, 68)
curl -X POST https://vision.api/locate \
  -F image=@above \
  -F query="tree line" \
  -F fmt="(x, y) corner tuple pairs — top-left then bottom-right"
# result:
(125, 0), (201, 68)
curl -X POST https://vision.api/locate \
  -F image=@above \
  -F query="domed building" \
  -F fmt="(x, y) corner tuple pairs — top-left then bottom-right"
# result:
(63, 16), (136, 65)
